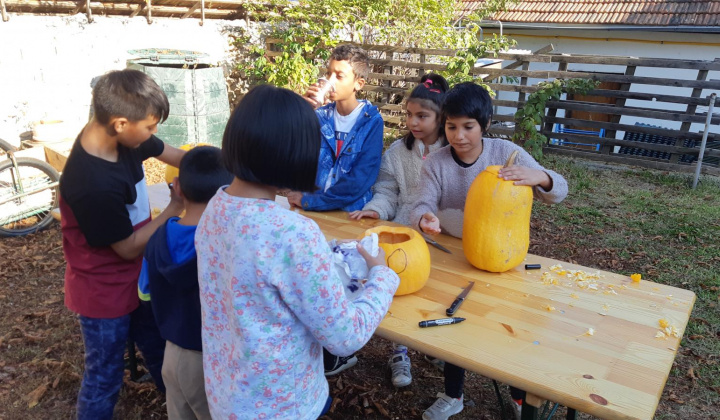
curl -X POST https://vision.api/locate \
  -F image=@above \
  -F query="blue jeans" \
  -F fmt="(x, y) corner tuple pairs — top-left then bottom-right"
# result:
(76, 303), (165, 420)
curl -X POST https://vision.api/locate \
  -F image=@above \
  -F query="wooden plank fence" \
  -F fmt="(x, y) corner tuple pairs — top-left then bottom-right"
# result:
(265, 39), (720, 176)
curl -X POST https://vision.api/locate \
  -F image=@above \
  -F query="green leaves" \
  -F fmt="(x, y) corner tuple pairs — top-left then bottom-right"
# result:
(512, 78), (600, 159)
(235, 0), (519, 93)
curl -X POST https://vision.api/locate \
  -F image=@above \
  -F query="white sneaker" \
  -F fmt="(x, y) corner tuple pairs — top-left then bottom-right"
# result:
(422, 392), (463, 420)
(389, 346), (412, 388)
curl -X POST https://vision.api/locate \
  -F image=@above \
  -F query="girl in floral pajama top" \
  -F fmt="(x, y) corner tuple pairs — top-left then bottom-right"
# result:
(195, 85), (400, 420)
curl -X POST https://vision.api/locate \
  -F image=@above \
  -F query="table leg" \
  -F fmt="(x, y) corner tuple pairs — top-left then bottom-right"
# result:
(521, 400), (537, 420)
(566, 408), (578, 419)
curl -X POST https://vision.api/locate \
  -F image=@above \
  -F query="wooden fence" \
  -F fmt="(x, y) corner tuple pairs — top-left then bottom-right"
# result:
(265, 40), (720, 176)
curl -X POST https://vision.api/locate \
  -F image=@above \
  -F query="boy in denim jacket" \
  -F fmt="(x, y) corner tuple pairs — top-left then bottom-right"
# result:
(287, 44), (384, 212)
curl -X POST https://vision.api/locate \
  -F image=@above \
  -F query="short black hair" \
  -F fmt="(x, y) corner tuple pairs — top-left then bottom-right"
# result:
(330, 45), (370, 80)
(442, 82), (493, 131)
(222, 84), (320, 192)
(178, 146), (233, 203)
(92, 69), (170, 125)
(403, 73), (450, 150)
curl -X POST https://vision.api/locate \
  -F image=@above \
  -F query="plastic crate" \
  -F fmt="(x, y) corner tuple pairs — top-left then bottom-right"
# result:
(550, 124), (604, 151)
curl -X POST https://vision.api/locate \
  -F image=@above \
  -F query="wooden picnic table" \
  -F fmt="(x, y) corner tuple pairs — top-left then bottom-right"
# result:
(146, 183), (695, 420)
(301, 210), (695, 420)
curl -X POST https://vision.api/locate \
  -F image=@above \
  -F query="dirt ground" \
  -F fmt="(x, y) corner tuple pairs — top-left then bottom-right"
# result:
(0, 158), (712, 420)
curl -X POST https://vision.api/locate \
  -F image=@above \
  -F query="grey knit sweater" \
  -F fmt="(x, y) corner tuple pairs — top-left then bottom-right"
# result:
(363, 138), (444, 226)
(410, 138), (569, 238)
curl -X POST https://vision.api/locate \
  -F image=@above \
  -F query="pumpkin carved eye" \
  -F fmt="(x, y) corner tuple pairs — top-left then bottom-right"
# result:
(364, 227), (431, 296)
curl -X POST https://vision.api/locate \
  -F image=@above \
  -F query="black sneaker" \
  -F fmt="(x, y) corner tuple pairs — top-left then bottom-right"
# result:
(324, 354), (358, 376)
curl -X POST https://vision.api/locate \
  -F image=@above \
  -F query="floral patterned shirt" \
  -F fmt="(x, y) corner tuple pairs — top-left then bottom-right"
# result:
(195, 189), (400, 420)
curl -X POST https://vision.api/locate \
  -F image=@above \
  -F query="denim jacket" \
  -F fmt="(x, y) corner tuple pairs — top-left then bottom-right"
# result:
(301, 100), (384, 211)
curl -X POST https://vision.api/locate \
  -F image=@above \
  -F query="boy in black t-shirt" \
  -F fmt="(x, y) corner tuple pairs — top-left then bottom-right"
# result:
(59, 69), (187, 420)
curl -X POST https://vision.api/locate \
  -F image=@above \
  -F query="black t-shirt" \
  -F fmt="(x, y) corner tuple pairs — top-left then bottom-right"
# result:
(60, 135), (164, 247)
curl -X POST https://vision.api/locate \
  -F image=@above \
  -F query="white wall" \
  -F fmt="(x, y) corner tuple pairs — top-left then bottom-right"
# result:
(486, 28), (720, 137)
(0, 14), (254, 147)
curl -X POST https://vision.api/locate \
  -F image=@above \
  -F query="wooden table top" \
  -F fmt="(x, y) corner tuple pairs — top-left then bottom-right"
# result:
(300, 210), (695, 420)
(145, 183), (695, 420)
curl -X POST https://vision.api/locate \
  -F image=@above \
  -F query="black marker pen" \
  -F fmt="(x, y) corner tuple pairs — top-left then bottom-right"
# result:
(418, 317), (466, 328)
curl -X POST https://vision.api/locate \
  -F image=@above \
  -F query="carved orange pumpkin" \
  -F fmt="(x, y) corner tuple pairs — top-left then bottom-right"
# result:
(363, 226), (431, 296)
(463, 151), (534, 272)
(164, 143), (212, 184)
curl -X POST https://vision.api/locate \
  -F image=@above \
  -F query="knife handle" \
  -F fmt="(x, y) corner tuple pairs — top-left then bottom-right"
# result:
(446, 298), (464, 316)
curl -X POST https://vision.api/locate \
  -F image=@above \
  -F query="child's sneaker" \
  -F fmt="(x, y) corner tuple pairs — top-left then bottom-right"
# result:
(324, 354), (358, 376)
(511, 398), (523, 420)
(422, 392), (463, 420)
(424, 354), (445, 372)
(389, 345), (412, 388)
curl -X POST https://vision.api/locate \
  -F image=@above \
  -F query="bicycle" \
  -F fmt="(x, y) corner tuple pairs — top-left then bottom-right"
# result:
(0, 138), (60, 237)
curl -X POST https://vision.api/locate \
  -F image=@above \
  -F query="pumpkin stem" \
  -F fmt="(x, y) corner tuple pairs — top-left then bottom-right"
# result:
(503, 150), (519, 168)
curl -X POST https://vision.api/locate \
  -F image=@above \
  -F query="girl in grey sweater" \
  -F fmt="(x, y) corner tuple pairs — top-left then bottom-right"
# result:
(414, 83), (568, 420)
(349, 74), (449, 389)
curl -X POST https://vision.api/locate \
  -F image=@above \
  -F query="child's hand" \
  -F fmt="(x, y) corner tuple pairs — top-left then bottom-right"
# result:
(286, 191), (303, 208)
(419, 212), (441, 235)
(349, 210), (379, 221)
(357, 243), (387, 270)
(303, 84), (323, 109)
(498, 165), (552, 190)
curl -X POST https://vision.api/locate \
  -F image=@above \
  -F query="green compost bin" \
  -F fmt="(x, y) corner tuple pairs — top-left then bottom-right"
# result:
(127, 48), (230, 148)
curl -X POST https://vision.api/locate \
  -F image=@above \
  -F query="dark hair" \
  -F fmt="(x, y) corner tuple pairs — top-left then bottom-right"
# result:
(402, 73), (450, 150)
(330, 44), (370, 80)
(92, 69), (170, 124)
(442, 82), (493, 131)
(178, 146), (233, 203)
(222, 84), (320, 192)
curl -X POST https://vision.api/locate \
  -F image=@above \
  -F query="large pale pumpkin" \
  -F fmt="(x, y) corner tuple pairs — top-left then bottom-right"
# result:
(463, 151), (533, 272)
(164, 143), (212, 184)
(363, 226), (431, 296)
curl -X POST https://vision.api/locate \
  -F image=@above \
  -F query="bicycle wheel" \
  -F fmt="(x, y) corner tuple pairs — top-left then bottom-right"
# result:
(0, 157), (60, 237)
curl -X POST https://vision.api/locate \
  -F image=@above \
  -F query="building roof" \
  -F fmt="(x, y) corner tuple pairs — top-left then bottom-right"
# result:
(460, 0), (720, 27)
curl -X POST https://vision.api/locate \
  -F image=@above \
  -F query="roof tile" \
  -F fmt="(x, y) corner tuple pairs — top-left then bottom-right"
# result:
(462, 0), (719, 27)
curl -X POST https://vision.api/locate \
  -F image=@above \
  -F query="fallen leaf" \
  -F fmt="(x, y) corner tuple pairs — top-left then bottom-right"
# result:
(24, 379), (49, 408)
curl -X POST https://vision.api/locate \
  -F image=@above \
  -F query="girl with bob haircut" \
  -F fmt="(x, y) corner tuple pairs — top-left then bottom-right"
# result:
(194, 84), (400, 420)
(349, 73), (449, 389)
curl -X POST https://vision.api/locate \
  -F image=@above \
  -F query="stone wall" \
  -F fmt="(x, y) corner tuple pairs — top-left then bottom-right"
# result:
(0, 14), (260, 147)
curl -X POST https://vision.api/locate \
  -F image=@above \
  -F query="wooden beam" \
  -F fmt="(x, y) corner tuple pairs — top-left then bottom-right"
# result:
(545, 100), (720, 126)
(541, 129), (720, 159)
(181, 1), (199, 18)
(545, 116), (720, 143)
(0, 0), (8, 21)
(200, 0), (204, 25)
(146, 0), (151, 24)
(85, 0), (91, 22)
(130, 2), (144, 17)
(478, 68), (720, 90)
(582, 89), (711, 107)
(672, 70), (709, 163)
(545, 147), (720, 177)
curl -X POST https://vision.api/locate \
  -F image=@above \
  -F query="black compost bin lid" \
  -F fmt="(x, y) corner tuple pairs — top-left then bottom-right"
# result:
(127, 48), (209, 65)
